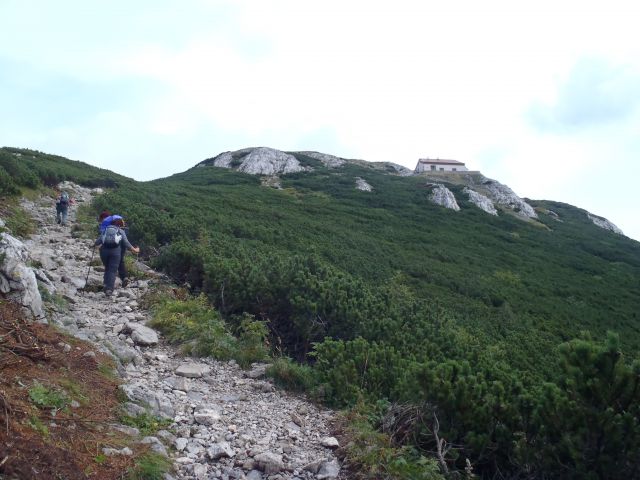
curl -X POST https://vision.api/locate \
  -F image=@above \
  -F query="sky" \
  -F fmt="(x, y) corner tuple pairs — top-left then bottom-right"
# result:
(1, 0), (639, 241)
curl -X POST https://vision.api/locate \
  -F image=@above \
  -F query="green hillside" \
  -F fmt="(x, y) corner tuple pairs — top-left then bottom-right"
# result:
(95, 156), (639, 366)
(0, 147), (130, 196)
(3, 149), (640, 478)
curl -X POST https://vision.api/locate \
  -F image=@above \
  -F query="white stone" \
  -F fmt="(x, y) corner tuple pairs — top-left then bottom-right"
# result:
(206, 441), (235, 460)
(254, 452), (285, 474)
(246, 364), (268, 379)
(175, 437), (189, 452)
(176, 363), (210, 378)
(102, 447), (133, 456)
(194, 408), (221, 425)
(127, 323), (159, 346)
(192, 463), (208, 480)
(355, 177), (373, 192)
(320, 436), (340, 449)
(317, 459), (341, 479)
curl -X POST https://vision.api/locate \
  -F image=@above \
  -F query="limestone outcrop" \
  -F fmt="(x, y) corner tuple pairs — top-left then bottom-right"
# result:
(463, 187), (497, 216)
(355, 177), (373, 192)
(204, 147), (306, 176)
(429, 184), (460, 211)
(384, 162), (414, 176)
(0, 228), (45, 320)
(297, 151), (346, 168)
(480, 179), (537, 219)
(587, 212), (624, 235)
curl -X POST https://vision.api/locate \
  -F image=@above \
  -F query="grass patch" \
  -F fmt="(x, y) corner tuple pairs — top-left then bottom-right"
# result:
(267, 357), (317, 393)
(119, 412), (173, 437)
(98, 362), (118, 380)
(58, 378), (89, 406)
(0, 200), (36, 238)
(39, 286), (69, 311)
(28, 381), (69, 410)
(26, 415), (50, 437)
(127, 452), (172, 480)
(124, 254), (148, 280)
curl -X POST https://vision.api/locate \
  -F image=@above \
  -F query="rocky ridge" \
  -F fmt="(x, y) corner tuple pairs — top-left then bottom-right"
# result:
(195, 147), (627, 236)
(9, 184), (343, 480)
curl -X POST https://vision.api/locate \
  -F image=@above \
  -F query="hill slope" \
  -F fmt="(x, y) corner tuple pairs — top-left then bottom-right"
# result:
(94, 149), (640, 372)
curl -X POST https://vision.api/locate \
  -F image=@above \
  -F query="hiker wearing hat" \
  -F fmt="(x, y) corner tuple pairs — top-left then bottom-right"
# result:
(94, 217), (139, 296)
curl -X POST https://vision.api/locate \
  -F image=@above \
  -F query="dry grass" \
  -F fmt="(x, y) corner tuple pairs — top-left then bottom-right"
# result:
(0, 301), (152, 479)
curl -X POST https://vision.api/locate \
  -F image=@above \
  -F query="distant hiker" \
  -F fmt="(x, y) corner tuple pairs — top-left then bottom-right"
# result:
(55, 191), (71, 225)
(94, 218), (139, 296)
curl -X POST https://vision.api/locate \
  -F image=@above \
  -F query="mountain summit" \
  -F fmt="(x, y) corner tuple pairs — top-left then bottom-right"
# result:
(195, 146), (622, 235)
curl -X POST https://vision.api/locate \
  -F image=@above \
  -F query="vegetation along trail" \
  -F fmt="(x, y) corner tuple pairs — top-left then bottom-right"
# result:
(20, 182), (343, 480)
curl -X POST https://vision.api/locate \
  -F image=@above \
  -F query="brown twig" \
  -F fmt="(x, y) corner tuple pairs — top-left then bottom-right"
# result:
(433, 413), (451, 474)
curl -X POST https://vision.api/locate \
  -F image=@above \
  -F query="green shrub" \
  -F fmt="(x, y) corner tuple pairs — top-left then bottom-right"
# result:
(2, 202), (36, 238)
(234, 314), (270, 368)
(339, 405), (445, 480)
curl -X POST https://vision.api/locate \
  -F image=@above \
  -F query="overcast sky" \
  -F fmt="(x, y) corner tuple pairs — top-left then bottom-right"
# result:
(1, 1), (639, 240)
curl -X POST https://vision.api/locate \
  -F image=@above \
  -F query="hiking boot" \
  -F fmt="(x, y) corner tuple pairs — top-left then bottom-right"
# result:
(104, 289), (113, 297)
(121, 278), (129, 288)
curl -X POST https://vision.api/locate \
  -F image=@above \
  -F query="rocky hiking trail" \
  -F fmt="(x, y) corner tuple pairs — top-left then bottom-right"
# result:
(20, 183), (343, 480)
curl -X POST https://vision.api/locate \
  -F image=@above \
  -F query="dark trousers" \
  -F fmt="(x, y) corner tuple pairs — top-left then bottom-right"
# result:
(56, 205), (68, 225)
(100, 246), (121, 291)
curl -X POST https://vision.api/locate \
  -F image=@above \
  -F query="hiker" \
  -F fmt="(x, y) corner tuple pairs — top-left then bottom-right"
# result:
(55, 191), (71, 225)
(97, 212), (131, 287)
(94, 218), (139, 296)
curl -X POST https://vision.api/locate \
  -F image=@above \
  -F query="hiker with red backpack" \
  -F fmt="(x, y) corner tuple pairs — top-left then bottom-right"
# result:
(94, 215), (139, 296)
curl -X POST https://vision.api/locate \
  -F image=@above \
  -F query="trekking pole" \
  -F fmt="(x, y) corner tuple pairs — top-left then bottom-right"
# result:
(134, 250), (140, 301)
(83, 247), (96, 294)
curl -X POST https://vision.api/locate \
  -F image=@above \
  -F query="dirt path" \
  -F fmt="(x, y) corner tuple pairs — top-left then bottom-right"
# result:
(22, 182), (342, 480)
